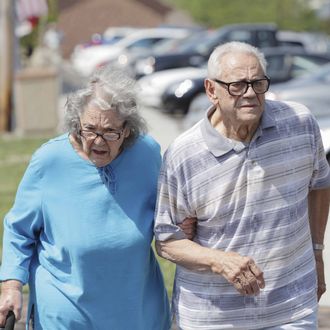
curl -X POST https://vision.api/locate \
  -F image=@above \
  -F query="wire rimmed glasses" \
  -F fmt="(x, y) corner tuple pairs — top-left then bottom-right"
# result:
(213, 76), (270, 96)
(79, 127), (125, 142)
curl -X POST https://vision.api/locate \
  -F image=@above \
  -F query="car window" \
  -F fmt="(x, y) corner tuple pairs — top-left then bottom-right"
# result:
(224, 30), (253, 44)
(177, 31), (217, 54)
(267, 55), (285, 72)
(291, 55), (329, 78)
(256, 31), (278, 48)
(266, 55), (289, 82)
(126, 37), (165, 50)
(279, 40), (304, 48)
(152, 38), (183, 54)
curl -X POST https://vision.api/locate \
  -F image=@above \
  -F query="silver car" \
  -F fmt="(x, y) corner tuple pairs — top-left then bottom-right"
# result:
(267, 63), (330, 160)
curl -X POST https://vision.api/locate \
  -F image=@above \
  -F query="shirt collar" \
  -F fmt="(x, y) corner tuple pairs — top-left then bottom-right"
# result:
(201, 101), (276, 157)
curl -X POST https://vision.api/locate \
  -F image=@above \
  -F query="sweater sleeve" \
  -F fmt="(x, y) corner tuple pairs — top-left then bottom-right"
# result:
(0, 152), (43, 284)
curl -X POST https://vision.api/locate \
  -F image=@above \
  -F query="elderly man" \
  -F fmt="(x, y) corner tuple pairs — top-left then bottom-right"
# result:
(154, 41), (330, 329)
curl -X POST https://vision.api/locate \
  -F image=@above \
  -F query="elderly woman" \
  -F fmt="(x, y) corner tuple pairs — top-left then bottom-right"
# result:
(0, 68), (191, 329)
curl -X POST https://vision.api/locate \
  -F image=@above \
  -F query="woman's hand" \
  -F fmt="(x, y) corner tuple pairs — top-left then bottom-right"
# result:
(0, 280), (23, 326)
(178, 217), (197, 240)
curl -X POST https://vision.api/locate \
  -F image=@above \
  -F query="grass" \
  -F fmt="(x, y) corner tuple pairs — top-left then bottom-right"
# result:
(0, 135), (176, 297)
(0, 135), (50, 241)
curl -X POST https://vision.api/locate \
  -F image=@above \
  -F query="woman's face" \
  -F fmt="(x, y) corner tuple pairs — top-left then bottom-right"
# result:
(79, 105), (129, 167)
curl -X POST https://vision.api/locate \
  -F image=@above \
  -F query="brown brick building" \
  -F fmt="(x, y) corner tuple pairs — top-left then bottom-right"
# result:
(57, 0), (195, 58)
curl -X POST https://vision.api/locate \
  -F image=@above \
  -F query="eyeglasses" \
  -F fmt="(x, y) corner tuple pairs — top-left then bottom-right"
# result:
(213, 76), (270, 96)
(79, 126), (125, 142)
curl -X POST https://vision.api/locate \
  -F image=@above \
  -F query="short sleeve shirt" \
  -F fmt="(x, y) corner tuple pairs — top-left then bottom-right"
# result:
(154, 100), (330, 329)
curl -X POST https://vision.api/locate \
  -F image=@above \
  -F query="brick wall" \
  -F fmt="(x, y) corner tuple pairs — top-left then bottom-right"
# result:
(57, 0), (176, 58)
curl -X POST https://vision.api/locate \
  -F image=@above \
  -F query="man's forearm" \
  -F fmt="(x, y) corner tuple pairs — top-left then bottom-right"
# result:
(155, 238), (265, 295)
(156, 239), (216, 272)
(308, 187), (330, 245)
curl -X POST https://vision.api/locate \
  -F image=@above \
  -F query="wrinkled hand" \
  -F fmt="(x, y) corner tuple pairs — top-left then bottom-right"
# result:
(314, 250), (326, 301)
(0, 280), (23, 327)
(211, 250), (265, 296)
(178, 217), (197, 240)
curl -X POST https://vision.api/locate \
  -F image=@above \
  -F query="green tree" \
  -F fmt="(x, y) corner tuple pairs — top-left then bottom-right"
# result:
(166, 0), (326, 33)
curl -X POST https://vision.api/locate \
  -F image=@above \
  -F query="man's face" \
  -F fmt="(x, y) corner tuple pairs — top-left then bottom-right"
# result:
(205, 53), (266, 127)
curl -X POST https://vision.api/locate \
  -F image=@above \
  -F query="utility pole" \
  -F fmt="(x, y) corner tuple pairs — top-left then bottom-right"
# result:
(0, 0), (14, 132)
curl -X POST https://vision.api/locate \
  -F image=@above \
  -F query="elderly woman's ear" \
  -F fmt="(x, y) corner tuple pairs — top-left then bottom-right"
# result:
(124, 127), (131, 139)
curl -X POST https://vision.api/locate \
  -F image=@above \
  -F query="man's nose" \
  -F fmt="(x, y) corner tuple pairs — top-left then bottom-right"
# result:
(244, 83), (256, 96)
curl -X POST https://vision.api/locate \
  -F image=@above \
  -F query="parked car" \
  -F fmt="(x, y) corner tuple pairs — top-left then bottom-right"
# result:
(71, 27), (191, 77)
(71, 27), (138, 56)
(98, 28), (201, 75)
(160, 46), (330, 114)
(278, 30), (330, 54)
(134, 23), (279, 78)
(102, 26), (140, 44)
(182, 64), (330, 162)
(137, 66), (206, 108)
(267, 63), (330, 127)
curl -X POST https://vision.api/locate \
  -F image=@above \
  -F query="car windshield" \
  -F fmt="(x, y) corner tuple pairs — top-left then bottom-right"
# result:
(152, 38), (187, 54)
(176, 30), (220, 55)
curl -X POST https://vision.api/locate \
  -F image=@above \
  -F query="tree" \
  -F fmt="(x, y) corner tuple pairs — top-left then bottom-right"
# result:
(165, 0), (327, 33)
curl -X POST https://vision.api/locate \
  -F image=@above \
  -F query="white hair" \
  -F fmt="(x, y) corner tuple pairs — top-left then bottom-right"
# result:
(64, 66), (147, 148)
(207, 41), (267, 79)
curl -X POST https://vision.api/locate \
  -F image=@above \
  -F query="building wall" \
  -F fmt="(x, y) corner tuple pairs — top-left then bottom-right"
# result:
(57, 0), (184, 58)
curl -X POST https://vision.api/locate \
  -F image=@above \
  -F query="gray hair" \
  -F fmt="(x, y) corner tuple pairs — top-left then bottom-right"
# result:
(64, 66), (147, 149)
(207, 41), (267, 79)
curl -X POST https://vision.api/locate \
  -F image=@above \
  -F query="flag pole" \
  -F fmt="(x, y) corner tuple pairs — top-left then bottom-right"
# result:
(0, 0), (14, 132)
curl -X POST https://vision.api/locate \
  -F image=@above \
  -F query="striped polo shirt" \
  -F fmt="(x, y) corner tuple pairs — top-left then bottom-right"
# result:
(154, 100), (330, 329)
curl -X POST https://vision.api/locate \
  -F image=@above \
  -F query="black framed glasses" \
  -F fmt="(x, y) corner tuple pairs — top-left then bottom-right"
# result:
(213, 76), (270, 96)
(79, 124), (125, 142)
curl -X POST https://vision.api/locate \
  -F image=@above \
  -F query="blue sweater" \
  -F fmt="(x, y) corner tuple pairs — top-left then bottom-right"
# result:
(0, 134), (170, 330)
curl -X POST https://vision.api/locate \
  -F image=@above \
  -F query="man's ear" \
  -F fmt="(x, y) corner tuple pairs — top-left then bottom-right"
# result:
(205, 78), (218, 105)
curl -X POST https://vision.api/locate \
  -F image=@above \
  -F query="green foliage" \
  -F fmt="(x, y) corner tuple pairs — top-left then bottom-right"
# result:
(165, 0), (329, 34)
(47, 0), (59, 23)
(0, 136), (50, 252)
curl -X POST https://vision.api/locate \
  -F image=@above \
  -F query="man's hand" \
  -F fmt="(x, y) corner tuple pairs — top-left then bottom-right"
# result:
(156, 238), (265, 296)
(178, 217), (197, 240)
(0, 280), (23, 327)
(210, 250), (265, 296)
(314, 250), (326, 301)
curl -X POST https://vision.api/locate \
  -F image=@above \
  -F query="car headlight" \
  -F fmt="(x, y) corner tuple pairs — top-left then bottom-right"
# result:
(165, 79), (195, 98)
(117, 54), (129, 66)
(135, 57), (155, 75)
(174, 79), (194, 98)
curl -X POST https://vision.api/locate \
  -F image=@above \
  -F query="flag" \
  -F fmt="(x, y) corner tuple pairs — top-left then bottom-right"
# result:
(16, 0), (48, 22)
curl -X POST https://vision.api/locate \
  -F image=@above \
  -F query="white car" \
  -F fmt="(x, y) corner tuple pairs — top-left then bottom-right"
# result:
(137, 66), (207, 109)
(71, 28), (191, 77)
(102, 26), (139, 43)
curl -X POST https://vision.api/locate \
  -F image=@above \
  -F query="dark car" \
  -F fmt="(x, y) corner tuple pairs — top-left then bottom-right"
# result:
(161, 46), (330, 114)
(134, 23), (279, 79)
